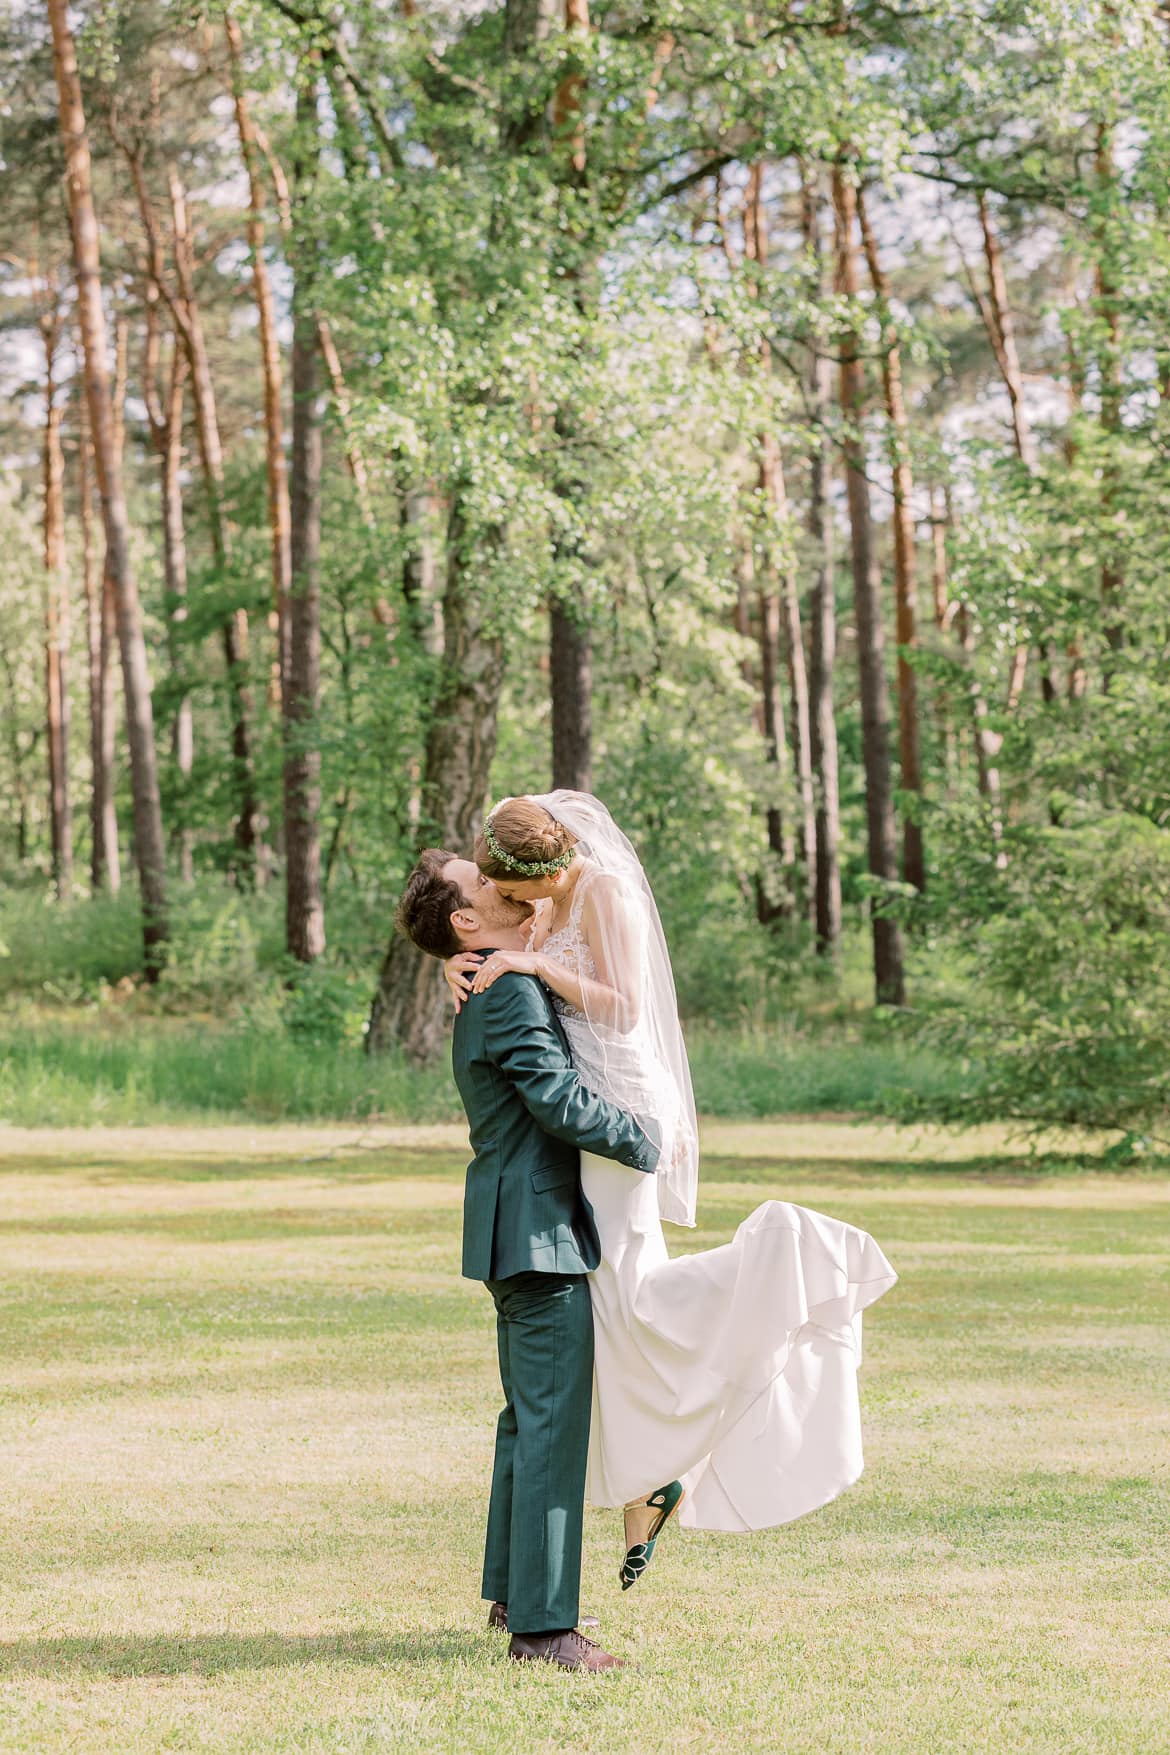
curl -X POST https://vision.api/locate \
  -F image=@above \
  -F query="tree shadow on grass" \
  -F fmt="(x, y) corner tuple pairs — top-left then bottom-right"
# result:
(0, 1628), (486, 1676)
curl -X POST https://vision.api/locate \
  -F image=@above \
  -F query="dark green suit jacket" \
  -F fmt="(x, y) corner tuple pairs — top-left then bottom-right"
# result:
(452, 965), (659, 1282)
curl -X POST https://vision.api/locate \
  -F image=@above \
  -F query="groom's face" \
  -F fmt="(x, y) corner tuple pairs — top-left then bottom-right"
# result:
(443, 857), (534, 940)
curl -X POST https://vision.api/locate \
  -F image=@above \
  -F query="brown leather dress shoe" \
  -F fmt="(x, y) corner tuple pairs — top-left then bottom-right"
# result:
(508, 1628), (624, 1672)
(488, 1602), (599, 1633)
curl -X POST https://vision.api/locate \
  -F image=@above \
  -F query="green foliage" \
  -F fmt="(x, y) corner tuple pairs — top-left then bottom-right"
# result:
(899, 814), (1170, 1138)
(0, 886), (144, 1002)
(281, 961), (371, 1050)
(5, 0), (1170, 1127)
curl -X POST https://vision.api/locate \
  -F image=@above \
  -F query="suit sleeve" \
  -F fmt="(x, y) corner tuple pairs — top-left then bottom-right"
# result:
(480, 975), (660, 1173)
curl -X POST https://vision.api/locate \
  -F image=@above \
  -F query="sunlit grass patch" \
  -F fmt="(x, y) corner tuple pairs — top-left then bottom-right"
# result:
(0, 1126), (1167, 1752)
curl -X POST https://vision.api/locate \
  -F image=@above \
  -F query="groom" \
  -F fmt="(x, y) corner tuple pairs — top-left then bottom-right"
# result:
(396, 849), (659, 1673)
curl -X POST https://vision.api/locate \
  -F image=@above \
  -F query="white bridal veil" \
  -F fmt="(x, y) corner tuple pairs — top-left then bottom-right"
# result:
(529, 789), (700, 1227)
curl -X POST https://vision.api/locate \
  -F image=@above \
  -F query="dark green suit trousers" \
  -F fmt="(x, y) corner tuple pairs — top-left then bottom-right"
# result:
(481, 1271), (594, 1635)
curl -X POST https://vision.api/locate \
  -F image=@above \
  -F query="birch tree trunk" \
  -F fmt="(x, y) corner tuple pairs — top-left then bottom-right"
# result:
(284, 69), (326, 964)
(48, 0), (167, 967)
(833, 162), (905, 1006)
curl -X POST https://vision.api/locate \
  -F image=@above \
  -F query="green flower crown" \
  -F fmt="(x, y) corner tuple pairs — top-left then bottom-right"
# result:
(482, 809), (577, 878)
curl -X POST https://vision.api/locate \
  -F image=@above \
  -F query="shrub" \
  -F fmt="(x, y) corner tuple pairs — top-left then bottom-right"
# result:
(896, 813), (1170, 1142)
(0, 886), (142, 1000)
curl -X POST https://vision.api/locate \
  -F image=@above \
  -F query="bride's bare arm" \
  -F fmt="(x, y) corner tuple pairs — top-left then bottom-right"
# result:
(468, 874), (644, 1032)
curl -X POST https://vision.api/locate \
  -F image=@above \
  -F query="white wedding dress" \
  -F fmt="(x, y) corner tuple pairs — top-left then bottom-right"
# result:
(541, 867), (898, 1532)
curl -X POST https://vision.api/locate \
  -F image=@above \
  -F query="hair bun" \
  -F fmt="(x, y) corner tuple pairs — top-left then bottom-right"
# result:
(475, 797), (578, 879)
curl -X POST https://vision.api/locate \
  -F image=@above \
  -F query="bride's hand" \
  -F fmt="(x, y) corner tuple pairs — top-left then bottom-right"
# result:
(470, 950), (545, 994)
(443, 951), (483, 1015)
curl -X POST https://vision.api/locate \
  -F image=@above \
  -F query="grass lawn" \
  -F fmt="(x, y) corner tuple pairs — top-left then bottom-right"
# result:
(0, 1120), (1167, 1753)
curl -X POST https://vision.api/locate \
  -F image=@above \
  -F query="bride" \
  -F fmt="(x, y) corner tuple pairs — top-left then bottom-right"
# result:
(444, 790), (897, 1588)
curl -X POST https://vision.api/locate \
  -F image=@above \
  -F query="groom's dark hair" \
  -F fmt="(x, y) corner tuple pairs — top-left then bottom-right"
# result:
(396, 849), (465, 959)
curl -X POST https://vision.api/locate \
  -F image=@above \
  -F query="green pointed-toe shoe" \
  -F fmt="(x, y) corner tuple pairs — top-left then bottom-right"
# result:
(619, 1480), (684, 1591)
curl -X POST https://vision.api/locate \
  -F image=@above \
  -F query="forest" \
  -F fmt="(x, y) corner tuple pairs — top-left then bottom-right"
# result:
(2, 0), (1169, 1142)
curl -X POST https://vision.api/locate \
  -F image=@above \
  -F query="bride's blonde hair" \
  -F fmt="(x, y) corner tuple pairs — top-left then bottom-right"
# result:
(474, 798), (577, 880)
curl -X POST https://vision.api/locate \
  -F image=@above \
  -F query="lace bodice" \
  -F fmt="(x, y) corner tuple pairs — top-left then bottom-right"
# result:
(539, 868), (681, 1163)
(539, 871), (595, 1022)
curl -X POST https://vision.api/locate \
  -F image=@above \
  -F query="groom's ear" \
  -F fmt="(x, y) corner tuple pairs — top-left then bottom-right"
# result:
(450, 905), (478, 940)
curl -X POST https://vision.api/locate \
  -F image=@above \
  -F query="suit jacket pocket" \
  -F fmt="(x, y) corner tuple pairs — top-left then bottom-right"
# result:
(531, 1163), (576, 1194)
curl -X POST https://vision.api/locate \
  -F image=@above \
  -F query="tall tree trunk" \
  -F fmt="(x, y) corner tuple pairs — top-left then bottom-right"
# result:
(548, 0), (594, 794)
(959, 605), (1007, 862)
(1094, 121), (1124, 663)
(402, 486), (445, 654)
(977, 194), (1037, 471)
(801, 163), (841, 958)
(754, 538), (796, 913)
(857, 187), (925, 893)
(550, 595), (593, 791)
(226, 13), (293, 701)
(745, 161), (814, 917)
(367, 0), (552, 1058)
(367, 500), (506, 1058)
(833, 162), (905, 1006)
(0, 647), (33, 865)
(143, 296), (194, 882)
(317, 316), (377, 532)
(947, 491), (1007, 863)
(733, 533), (758, 699)
(40, 296), (73, 897)
(929, 483), (958, 783)
(122, 124), (264, 881)
(78, 389), (119, 891)
(78, 391), (120, 898)
(49, 0), (167, 968)
(975, 193), (1040, 710)
(762, 430), (816, 912)
(245, 111), (385, 581)
(103, 311), (132, 892)
(165, 162), (263, 879)
(284, 70), (326, 965)
(1063, 302), (1089, 701)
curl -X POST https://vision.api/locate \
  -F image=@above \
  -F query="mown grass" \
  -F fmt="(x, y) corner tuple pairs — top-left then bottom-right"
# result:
(0, 1123), (1166, 1753)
